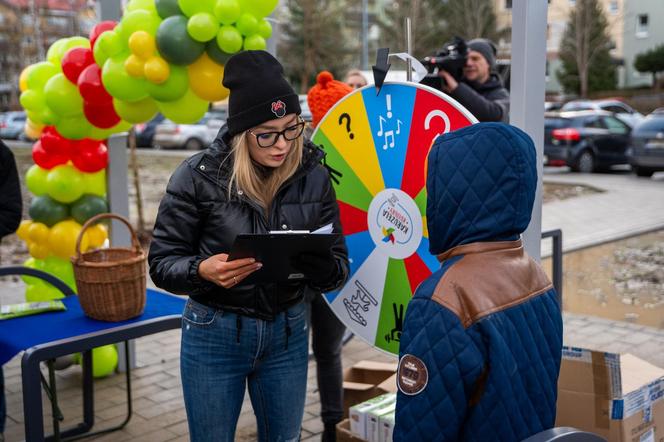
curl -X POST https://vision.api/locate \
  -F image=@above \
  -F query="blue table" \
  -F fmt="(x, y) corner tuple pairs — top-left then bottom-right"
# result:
(0, 285), (185, 441)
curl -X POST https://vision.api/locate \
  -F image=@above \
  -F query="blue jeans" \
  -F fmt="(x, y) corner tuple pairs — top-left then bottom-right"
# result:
(180, 299), (309, 442)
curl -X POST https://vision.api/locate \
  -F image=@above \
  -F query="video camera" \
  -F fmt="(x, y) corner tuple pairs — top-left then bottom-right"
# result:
(420, 37), (468, 89)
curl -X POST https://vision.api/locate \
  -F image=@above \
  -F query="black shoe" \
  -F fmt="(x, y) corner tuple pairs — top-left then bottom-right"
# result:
(322, 422), (337, 442)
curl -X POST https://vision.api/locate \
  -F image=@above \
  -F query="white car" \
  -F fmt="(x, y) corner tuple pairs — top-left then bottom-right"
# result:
(153, 111), (226, 150)
(561, 99), (644, 128)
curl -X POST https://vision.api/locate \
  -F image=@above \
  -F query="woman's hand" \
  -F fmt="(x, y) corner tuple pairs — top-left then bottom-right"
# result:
(198, 254), (262, 288)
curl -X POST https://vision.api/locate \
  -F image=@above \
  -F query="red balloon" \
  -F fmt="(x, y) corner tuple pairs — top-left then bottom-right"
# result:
(62, 47), (95, 84)
(78, 64), (112, 104)
(32, 140), (68, 170)
(71, 139), (108, 173)
(89, 21), (117, 49)
(40, 127), (74, 158)
(83, 101), (121, 129)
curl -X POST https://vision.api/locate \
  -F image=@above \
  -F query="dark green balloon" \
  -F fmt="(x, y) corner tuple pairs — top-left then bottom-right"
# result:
(156, 15), (205, 65)
(155, 0), (182, 19)
(206, 39), (232, 65)
(29, 195), (69, 227)
(70, 194), (109, 225)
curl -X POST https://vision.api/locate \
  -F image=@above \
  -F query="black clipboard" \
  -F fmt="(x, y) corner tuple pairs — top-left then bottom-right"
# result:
(227, 233), (341, 283)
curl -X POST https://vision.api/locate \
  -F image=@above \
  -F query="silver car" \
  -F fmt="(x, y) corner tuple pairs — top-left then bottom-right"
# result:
(153, 111), (226, 150)
(561, 99), (644, 128)
(0, 111), (26, 140)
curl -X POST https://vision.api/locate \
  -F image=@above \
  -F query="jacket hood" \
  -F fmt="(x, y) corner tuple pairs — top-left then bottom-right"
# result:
(426, 122), (537, 255)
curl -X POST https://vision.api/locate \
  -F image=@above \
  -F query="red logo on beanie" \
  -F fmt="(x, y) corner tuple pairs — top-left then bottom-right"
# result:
(271, 100), (286, 118)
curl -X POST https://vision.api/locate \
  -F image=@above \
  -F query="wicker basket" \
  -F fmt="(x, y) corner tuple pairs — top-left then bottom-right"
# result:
(72, 213), (146, 322)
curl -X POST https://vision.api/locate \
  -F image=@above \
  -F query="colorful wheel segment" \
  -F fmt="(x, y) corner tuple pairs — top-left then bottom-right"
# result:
(312, 82), (477, 355)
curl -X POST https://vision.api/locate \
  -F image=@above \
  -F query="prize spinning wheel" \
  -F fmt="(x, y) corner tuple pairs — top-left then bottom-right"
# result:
(311, 82), (477, 355)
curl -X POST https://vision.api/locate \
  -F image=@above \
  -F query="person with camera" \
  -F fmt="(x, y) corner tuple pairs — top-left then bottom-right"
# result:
(432, 38), (510, 123)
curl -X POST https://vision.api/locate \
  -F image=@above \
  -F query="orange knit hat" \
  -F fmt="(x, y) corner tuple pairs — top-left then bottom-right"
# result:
(307, 71), (353, 127)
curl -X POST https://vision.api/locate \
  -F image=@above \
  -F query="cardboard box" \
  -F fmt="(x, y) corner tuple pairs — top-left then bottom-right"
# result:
(343, 360), (398, 417)
(555, 347), (664, 441)
(337, 418), (368, 442)
(379, 410), (395, 442)
(367, 401), (396, 442)
(349, 393), (396, 439)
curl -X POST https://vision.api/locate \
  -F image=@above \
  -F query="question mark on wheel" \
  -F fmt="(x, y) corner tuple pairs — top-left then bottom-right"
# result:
(338, 113), (354, 140)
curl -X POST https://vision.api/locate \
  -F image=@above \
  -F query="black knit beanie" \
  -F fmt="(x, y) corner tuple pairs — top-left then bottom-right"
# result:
(467, 38), (497, 71)
(222, 50), (301, 137)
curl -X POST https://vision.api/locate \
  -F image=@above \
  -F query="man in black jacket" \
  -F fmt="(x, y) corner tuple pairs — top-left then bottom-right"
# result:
(437, 38), (510, 123)
(0, 139), (23, 442)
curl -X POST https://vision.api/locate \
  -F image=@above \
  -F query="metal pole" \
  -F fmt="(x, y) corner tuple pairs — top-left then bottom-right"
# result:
(509, 0), (548, 261)
(361, 0), (369, 70)
(405, 18), (412, 82)
(99, 0), (122, 21)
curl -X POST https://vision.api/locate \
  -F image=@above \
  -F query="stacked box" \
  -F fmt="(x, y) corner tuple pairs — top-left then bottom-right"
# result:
(349, 393), (396, 440)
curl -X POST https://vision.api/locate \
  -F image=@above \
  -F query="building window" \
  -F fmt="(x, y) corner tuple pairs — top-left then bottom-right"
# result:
(569, 0), (575, 5)
(636, 14), (648, 38)
(609, 0), (619, 14)
(505, 0), (512, 9)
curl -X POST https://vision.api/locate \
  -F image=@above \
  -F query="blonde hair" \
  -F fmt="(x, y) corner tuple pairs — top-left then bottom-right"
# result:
(228, 131), (303, 211)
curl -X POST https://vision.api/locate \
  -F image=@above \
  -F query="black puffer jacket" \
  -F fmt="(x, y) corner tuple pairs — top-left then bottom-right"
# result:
(450, 73), (510, 123)
(148, 127), (349, 320)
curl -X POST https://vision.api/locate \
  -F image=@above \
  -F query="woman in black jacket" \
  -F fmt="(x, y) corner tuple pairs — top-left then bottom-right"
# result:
(148, 51), (349, 442)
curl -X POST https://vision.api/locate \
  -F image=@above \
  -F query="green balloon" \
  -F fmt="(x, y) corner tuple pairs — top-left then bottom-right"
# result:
(26, 165), (49, 196)
(29, 195), (70, 227)
(44, 74), (83, 117)
(235, 13), (257, 36)
(22, 258), (46, 285)
(20, 90), (45, 112)
(93, 34), (111, 66)
(238, 0), (278, 18)
(187, 13), (219, 42)
(119, 10), (161, 41)
(126, 0), (157, 13)
(206, 40), (232, 65)
(114, 97), (158, 123)
(257, 18), (272, 39)
(146, 64), (188, 101)
(89, 120), (132, 141)
(156, 88), (208, 124)
(42, 108), (59, 126)
(92, 345), (118, 378)
(64, 36), (90, 51)
(46, 39), (69, 67)
(82, 169), (107, 197)
(97, 31), (124, 57)
(177, 0), (215, 17)
(47, 165), (85, 203)
(25, 281), (66, 302)
(156, 0), (182, 18)
(213, 0), (241, 25)
(43, 256), (76, 289)
(156, 15), (206, 65)
(56, 116), (92, 140)
(243, 34), (266, 51)
(216, 25), (243, 54)
(70, 194), (109, 225)
(26, 62), (59, 91)
(102, 54), (149, 102)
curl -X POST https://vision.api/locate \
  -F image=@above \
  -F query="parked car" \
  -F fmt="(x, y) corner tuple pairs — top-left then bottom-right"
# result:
(0, 111), (26, 140)
(627, 113), (664, 177)
(135, 114), (165, 147)
(545, 101), (564, 112)
(298, 95), (313, 123)
(544, 110), (631, 173)
(561, 99), (644, 128)
(153, 111), (225, 150)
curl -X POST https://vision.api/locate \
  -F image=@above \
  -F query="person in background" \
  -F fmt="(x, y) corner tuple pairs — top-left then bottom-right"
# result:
(149, 51), (349, 442)
(306, 70), (354, 441)
(0, 139), (23, 442)
(344, 69), (368, 90)
(436, 38), (510, 123)
(393, 123), (562, 441)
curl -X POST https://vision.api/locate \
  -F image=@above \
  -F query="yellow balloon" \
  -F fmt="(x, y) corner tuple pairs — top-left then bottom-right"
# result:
(17, 220), (32, 241)
(48, 220), (88, 260)
(86, 223), (108, 248)
(124, 54), (145, 78)
(28, 222), (50, 244)
(24, 119), (44, 140)
(144, 56), (170, 84)
(188, 53), (228, 102)
(19, 66), (32, 92)
(28, 242), (50, 260)
(128, 31), (155, 59)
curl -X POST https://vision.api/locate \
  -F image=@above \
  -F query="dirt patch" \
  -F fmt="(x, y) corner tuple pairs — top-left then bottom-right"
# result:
(542, 182), (602, 203)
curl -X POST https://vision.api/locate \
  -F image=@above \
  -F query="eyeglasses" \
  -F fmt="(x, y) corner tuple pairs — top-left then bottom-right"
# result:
(248, 120), (306, 148)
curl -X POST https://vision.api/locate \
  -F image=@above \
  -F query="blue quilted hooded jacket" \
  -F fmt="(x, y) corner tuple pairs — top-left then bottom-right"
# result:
(393, 123), (563, 442)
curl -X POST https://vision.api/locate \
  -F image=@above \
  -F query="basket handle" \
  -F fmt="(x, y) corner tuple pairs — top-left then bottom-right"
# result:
(75, 213), (142, 259)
